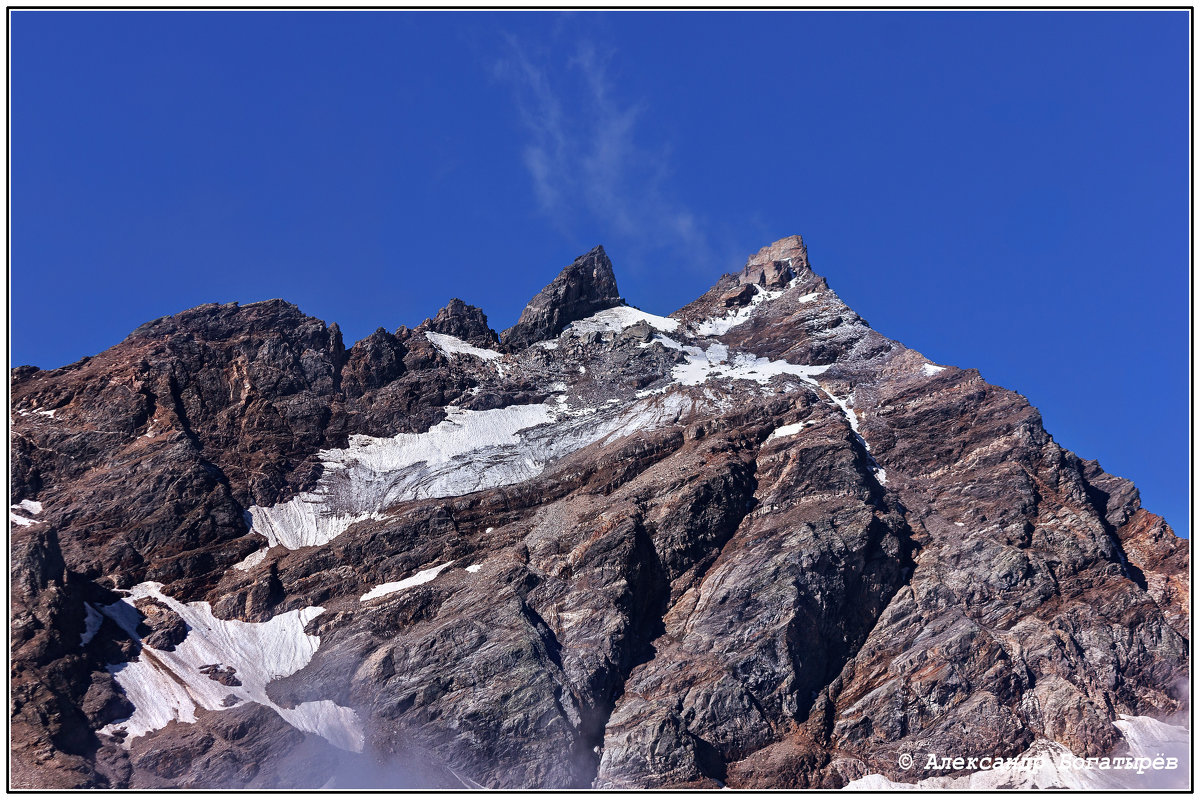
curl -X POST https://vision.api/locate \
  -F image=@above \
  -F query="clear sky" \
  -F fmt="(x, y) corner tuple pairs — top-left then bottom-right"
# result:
(10, 10), (1190, 535)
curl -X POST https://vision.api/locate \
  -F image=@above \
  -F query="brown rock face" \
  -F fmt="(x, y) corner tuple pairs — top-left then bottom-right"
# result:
(738, 234), (809, 287)
(133, 599), (187, 651)
(9, 236), (1188, 789)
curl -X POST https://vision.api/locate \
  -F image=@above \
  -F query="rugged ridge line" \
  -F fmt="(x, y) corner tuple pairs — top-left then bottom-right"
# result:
(9, 235), (1188, 789)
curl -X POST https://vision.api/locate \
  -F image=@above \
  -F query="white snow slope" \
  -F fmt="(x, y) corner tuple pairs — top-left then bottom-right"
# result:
(246, 392), (707, 553)
(361, 561), (456, 602)
(99, 582), (363, 752)
(424, 331), (501, 361)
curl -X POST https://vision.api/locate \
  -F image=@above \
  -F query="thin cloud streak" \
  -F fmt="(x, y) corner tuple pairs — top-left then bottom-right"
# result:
(495, 31), (724, 271)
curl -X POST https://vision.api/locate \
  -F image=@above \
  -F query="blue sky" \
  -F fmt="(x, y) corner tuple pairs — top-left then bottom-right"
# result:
(10, 10), (1190, 535)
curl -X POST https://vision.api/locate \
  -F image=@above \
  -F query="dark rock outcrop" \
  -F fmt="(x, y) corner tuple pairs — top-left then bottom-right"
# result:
(419, 298), (499, 349)
(501, 245), (622, 348)
(134, 599), (188, 651)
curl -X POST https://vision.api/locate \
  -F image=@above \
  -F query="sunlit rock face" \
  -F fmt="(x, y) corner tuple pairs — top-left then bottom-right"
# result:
(10, 236), (1188, 789)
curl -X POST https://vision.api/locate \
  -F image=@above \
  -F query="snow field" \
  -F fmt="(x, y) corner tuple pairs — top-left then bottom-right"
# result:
(99, 582), (363, 753)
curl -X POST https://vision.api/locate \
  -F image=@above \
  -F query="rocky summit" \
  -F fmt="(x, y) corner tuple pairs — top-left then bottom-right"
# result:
(9, 235), (1189, 789)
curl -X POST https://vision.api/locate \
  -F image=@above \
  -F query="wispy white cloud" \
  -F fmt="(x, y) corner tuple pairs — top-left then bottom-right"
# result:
(495, 30), (725, 269)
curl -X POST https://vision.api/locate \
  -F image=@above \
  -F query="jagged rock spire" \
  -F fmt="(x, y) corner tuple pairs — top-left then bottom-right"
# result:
(502, 245), (622, 349)
(418, 298), (499, 349)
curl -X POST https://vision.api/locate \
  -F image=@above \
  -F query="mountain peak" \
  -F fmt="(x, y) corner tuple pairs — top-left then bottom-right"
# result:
(9, 233), (1187, 792)
(418, 298), (499, 348)
(739, 234), (809, 288)
(501, 245), (622, 348)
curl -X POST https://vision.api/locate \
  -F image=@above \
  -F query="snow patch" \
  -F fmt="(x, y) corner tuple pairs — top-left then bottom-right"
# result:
(233, 547), (270, 571)
(425, 331), (501, 362)
(653, 335), (830, 388)
(634, 384), (670, 398)
(99, 582), (363, 752)
(249, 505), (385, 552)
(15, 499), (43, 515)
(247, 395), (706, 552)
(10, 499), (45, 526)
(555, 394), (597, 418)
(693, 284), (786, 337)
(1113, 714), (1190, 760)
(361, 562), (455, 602)
(825, 391), (862, 434)
(921, 362), (946, 376)
(819, 390), (888, 485)
(796, 292), (820, 304)
(247, 403), (557, 550)
(565, 305), (679, 336)
(465, 564), (482, 573)
(597, 392), (701, 446)
(765, 421), (811, 442)
(80, 603), (103, 647)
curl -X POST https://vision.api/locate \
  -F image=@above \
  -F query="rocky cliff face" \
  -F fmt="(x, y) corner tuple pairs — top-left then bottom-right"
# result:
(9, 236), (1189, 789)
(501, 245), (622, 348)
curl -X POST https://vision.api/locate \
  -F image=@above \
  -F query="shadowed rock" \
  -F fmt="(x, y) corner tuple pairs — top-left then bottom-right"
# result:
(419, 298), (499, 349)
(502, 245), (622, 348)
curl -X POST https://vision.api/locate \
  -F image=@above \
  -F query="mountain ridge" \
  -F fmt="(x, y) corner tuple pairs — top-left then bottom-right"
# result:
(9, 235), (1188, 789)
